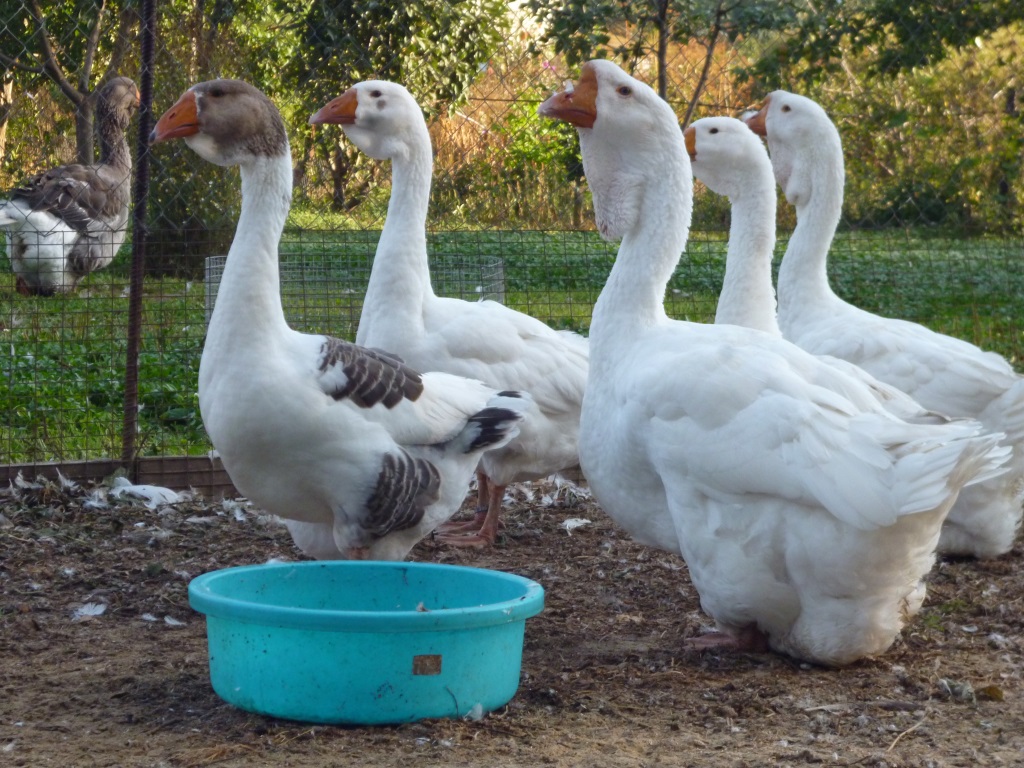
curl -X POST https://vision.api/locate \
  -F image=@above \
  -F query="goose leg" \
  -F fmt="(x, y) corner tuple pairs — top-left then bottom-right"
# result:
(436, 479), (505, 548)
(435, 471), (491, 534)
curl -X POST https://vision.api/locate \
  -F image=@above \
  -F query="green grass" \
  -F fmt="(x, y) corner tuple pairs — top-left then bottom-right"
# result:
(2, 228), (1021, 463)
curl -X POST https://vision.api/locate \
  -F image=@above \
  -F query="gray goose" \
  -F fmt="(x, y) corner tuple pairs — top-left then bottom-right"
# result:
(0, 76), (139, 295)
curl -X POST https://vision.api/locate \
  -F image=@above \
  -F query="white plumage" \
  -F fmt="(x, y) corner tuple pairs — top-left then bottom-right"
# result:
(310, 80), (588, 547)
(746, 91), (1024, 558)
(539, 60), (1008, 666)
(686, 114), (997, 430)
(685, 116), (781, 335)
(151, 79), (527, 561)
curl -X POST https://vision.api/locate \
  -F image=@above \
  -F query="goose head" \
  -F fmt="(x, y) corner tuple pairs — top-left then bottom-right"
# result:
(96, 76), (140, 131)
(745, 90), (844, 208)
(684, 116), (773, 200)
(538, 59), (689, 241)
(310, 80), (429, 162)
(150, 79), (289, 167)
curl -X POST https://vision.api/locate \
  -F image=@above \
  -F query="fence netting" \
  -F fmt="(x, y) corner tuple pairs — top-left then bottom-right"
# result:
(0, 0), (1022, 468)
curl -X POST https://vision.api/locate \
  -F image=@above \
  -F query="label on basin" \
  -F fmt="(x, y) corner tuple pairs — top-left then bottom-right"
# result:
(412, 655), (442, 675)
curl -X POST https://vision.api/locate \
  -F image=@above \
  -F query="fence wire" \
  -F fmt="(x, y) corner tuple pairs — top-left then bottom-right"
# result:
(0, 1), (1022, 470)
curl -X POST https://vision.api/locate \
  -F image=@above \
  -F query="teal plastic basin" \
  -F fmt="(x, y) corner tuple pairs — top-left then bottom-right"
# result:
(188, 561), (544, 724)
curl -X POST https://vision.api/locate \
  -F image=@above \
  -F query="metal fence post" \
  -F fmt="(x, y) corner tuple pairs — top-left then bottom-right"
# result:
(121, 0), (157, 467)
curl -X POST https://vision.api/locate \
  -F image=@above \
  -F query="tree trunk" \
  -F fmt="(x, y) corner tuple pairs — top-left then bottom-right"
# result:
(330, 145), (349, 211)
(294, 131), (315, 194)
(0, 73), (13, 164)
(655, 0), (669, 99)
(75, 96), (95, 165)
(998, 86), (1017, 223)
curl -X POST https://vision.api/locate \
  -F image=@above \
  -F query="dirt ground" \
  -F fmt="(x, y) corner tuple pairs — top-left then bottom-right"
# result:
(1, 473), (1022, 768)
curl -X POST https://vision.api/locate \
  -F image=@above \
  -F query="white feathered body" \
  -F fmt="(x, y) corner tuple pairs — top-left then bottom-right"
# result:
(553, 61), (1007, 666)
(359, 290), (586, 487)
(202, 321), (522, 560)
(757, 90), (1024, 557)
(582, 319), (999, 664)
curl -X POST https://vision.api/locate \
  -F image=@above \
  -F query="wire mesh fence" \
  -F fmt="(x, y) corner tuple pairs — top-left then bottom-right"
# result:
(0, 1), (1022, 476)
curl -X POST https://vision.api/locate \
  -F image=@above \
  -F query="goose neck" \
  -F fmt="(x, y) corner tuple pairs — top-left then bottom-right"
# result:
(715, 189), (780, 335)
(776, 172), (843, 317)
(590, 159), (691, 357)
(359, 140), (434, 340)
(207, 153), (293, 341)
(99, 121), (131, 169)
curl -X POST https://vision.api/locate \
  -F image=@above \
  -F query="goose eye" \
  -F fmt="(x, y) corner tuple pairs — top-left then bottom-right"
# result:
(209, 87), (224, 98)
(781, 104), (792, 112)
(616, 85), (632, 96)
(370, 90), (382, 99)
(709, 127), (719, 134)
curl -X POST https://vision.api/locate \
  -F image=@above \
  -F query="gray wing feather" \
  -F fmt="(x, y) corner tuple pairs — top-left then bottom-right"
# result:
(317, 338), (424, 407)
(362, 449), (441, 537)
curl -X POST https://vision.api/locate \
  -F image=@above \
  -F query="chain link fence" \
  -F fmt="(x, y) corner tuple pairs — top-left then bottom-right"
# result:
(0, 0), (1022, 481)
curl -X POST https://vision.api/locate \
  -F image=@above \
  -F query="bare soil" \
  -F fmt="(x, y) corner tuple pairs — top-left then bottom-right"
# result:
(1, 475), (1022, 767)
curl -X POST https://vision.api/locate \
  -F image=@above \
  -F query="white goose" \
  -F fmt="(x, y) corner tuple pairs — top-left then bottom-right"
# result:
(1, 77), (139, 295)
(151, 79), (528, 561)
(685, 116), (960, 422)
(310, 80), (588, 548)
(539, 60), (1008, 666)
(747, 91), (1024, 558)
(685, 116), (780, 334)
(687, 115), (1017, 553)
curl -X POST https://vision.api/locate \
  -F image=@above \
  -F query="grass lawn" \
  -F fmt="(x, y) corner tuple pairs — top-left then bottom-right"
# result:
(1, 228), (1021, 463)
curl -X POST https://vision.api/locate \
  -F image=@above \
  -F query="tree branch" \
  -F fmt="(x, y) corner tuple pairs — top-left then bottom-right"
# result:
(81, 0), (110, 90)
(0, 51), (46, 77)
(28, 0), (82, 106)
(104, 4), (138, 79)
(680, 0), (724, 128)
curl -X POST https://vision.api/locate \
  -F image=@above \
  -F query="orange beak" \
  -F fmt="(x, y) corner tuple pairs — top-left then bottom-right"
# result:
(744, 96), (770, 137)
(537, 62), (599, 128)
(310, 89), (358, 126)
(683, 125), (696, 161)
(150, 90), (199, 143)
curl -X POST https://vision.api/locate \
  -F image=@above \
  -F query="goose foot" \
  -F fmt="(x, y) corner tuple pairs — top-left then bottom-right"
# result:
(434, 529), (497, 549)
(434, 511), (500, 548)
(684, 626), (769, 654)
(435, 488), (505, 548)
(435, 509), (489, 535)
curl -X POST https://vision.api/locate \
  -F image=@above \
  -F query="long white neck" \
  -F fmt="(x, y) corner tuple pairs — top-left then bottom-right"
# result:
(205, 153), (293, 359)
(356, 134), (434, 346)
(589, 149), (691, 371)
(715, 177), (780, 335)
(775, 147), (844, 330)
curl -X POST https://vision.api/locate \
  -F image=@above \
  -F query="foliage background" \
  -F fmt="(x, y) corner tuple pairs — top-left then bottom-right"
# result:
(2, 1), (1022, 234)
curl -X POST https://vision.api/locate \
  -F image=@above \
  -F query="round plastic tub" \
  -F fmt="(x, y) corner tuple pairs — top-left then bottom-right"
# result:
(188, 561), (544, 724)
